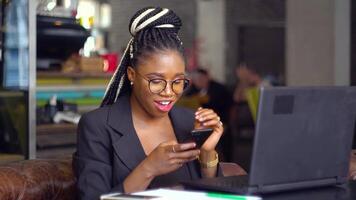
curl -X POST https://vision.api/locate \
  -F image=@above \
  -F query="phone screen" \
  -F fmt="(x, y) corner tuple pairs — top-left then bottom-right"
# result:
(190, 128), (213, 148)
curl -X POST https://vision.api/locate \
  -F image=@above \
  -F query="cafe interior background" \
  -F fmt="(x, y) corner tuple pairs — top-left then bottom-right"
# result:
(0, 0), (354, 172)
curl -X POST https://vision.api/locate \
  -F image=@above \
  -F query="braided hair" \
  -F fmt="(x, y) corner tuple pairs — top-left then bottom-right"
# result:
(101, 7), (184, 107)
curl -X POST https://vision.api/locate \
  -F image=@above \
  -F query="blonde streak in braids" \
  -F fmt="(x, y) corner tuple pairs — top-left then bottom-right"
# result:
(135, 8), (169, 33)
(115, 73), (126, 101)
(103, 38), (133, 99)
(155, 24), (175, 28)
(130, 8), (155, 36)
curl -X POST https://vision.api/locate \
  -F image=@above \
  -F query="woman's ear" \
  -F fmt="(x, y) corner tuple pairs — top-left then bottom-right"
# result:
(127, 66), (135, 82)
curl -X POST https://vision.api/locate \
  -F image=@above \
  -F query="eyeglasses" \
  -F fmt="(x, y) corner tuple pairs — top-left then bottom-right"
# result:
(135, 71), (190, 94)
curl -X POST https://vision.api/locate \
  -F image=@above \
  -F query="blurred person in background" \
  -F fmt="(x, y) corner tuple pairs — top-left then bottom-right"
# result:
(233, 63), (270, 103)
(230, 63), (271, 140)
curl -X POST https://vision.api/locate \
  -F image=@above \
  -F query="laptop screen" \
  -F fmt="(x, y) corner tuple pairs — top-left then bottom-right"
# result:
(249, 86), (356, 187)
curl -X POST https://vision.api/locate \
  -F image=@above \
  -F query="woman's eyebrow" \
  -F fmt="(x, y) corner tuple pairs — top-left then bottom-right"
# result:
(145, 73), (186, 77)
(145, 73), (164, 77)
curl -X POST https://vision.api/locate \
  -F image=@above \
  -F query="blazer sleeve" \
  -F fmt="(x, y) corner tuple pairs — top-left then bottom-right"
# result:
(74, 112), (124, 200)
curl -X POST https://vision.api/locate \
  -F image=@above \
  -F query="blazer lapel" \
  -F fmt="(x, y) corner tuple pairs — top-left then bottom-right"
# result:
(107, 95), (146, 171)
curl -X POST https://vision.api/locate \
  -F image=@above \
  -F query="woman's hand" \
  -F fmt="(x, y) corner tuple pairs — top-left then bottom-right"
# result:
(142, 141), (200, 177)
(194, 107), (224, 152)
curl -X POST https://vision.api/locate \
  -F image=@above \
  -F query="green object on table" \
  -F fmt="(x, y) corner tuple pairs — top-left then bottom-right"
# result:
(245, 87), (260, 123)
(207, 192), (259, 200)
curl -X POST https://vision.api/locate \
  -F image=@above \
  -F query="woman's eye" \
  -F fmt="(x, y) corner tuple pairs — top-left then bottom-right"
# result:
(150, 79), (164, 84)
(173, 79), (183, 84)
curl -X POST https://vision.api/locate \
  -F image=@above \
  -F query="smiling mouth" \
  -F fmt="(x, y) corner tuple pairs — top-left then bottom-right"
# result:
(154, 100), (174, 112)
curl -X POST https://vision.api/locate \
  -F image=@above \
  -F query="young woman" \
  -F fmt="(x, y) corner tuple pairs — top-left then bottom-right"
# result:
(74, 7), (224, 199)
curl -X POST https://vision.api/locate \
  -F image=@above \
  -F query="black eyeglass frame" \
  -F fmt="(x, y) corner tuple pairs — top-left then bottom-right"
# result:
(134, 71), (191, 94)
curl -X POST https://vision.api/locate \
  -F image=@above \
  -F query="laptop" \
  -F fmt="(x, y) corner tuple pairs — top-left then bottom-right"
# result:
(183, 86), (356, 194)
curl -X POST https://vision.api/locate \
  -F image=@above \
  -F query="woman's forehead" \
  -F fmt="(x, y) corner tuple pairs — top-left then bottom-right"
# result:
(137, 50), (185, 74)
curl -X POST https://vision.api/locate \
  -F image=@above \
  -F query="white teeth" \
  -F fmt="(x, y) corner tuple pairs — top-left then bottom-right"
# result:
(159, 101), (170, 105)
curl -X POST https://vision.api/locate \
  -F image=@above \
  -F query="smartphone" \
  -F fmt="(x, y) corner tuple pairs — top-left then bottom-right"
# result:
(190, 128), (213, 148)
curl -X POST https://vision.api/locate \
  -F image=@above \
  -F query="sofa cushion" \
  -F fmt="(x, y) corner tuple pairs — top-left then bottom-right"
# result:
(0, 159), (76, 200)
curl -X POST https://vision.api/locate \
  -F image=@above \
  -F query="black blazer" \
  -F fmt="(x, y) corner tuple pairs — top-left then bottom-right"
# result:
(74, 94), (216, 200)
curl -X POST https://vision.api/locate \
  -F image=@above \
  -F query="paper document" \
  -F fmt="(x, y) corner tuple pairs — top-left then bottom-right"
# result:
(139, 188), (261, 200)
(101, 188), (262, 200)
(101, 189), (262, 200)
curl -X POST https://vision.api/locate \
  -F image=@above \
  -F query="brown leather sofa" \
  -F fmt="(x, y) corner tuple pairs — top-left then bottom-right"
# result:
(0, 156), (355, 200)
(0, 159), (76, 200)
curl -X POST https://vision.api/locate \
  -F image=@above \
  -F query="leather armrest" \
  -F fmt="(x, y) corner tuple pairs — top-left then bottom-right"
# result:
(220, 162), (247, 177)
(349, 150), (356, 180)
